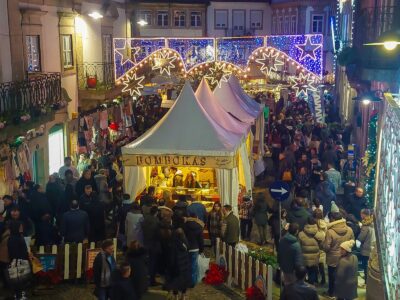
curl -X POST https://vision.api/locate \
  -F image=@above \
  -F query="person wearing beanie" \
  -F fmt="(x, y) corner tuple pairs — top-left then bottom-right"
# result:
(330, 201), (340, 213)
(334, 240), (358, 300)
(323, 212), (354, 298)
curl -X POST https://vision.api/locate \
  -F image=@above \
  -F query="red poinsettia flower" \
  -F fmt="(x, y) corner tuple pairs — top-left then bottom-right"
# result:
(246, 285), (265, 300)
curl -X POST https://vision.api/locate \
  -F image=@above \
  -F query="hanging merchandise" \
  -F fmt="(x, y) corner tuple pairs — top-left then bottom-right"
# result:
(99, 110), (109, 130)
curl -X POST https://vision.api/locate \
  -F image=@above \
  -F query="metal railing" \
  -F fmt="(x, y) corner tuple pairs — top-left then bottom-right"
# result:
(0, 73), (61, 117)
(77, 62), (115, 91)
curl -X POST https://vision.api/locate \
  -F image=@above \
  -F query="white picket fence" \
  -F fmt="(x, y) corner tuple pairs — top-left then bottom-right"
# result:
(216, 238), (273, 300)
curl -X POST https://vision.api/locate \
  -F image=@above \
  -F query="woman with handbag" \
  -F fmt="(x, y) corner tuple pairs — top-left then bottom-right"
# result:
(6, 220), (31, 300)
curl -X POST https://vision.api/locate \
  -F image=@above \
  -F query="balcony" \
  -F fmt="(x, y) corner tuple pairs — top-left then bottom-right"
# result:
(77, 62), (121, 110)
(0, 73), (61, 120)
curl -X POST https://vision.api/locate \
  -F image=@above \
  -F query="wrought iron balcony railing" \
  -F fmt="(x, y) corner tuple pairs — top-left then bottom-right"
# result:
(0, 73), (61, 118)
(77, 62), (115, 91)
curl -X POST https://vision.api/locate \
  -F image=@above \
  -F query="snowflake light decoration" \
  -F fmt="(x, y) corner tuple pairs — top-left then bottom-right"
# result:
(122, 73), (145, 96)
(289, 73), (317, 97)
(296, 36), (321, 60)
(152, 51), (177, 75)
(255, 51), (284, 76)
(204, 63), (232, 88)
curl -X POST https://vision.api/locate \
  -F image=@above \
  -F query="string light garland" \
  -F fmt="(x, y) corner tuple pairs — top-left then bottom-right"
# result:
(121, 73), (145, 96)
(152, 51), (177, 75)
(255, 51), (284, 76)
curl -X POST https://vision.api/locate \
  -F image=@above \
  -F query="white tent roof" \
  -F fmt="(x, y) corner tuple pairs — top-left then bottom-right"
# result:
(213, 80), (256, 124)
(228, 75), (262, 115)
(195, 79), (250, 135)
(122, 82), (243, 157)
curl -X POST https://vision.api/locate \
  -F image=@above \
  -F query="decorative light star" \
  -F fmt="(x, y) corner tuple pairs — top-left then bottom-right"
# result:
(130, 46), (141, 63)
(204, 63), (232, 88)
(152, 51), (177, 75)
(255, 51), (284, 76)
(295, 36), (321, 60)
(122, 73), (145, 96)
(289, 73), (317, 97)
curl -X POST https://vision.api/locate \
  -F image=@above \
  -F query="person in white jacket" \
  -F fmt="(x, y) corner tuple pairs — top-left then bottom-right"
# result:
(125, 203), (144, 246)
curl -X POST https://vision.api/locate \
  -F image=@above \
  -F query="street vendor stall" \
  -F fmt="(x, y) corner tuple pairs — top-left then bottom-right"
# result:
(122, 82), (252, 211)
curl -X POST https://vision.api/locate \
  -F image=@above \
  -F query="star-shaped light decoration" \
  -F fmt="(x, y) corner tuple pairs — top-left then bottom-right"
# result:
(130, 46), (141, 63)
(295, 36), (321, 60)
(152, 51), (177, 75)
(255, 51), (284, 76)
(204, 63), (232, 88)
(121, 73), (145, 96)
(289, 73), (317, 97)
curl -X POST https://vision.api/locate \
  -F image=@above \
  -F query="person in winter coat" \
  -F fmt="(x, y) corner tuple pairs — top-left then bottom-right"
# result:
(222, 205), (239, 247)
(298, 217), (325, 284)
(173, 195), (188, 229)
(116, 194), (134, 245)
(165, 228), (192, 300)
(141, 206), (160, 286)
(125, 241), (149, 299)
(80, 186), (106, 242)
(269, 209), (287, 252)
(253, 196), (269, 245)
(75, 169), (97, 199)
(46, 174), (65, 217)
(315, 172), (336, 217)
(335, 240), (358, 300)
(278, 223), (304, 285)
(357, 209), (375, 282)
(61, 200), (89, 243)
(184, 214), (204, 286)
(207, 202), (223, 253)
(111, 262), (138, 300)
(280, 266), (319, 300)
(93, 240), (117, 300)
(187, 195), (207, 223)
(94, 170), (113, 207)
(347, 187), (368, 221)
(313, 208), (327, 285)
(287, 198), (310, 231)
(125, 203), (144, 246)
(140, 186), (157, 216)
(323, 212), (354, 298)
(239, 196), (253, 241)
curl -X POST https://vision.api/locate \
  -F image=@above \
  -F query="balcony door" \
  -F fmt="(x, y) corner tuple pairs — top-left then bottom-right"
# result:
(232, 10), (245, 36)
(102, 34), (113, 86)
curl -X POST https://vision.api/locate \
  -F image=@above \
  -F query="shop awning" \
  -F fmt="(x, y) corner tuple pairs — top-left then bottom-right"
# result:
(195, 78), (250, 135)
(122, 82), (243, 168)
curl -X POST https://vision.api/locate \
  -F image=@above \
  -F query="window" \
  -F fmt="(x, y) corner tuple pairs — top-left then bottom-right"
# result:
(277, 16), (283, 34)
(48, 125), (64, 175)
(232, 10), (245, 32)
(138, 11), (152, 25)
(284, 16), (289, 34)
(102, 34), (112, 64)
(174, 11), (186, 27)
(215, 10), (228, 29)
(62, 35), (73, 69)
(157, 11), (169, 27)
(26, 35), (41, 72)
(312, 15), (324, 33)
(191, 11), (201, 27)
(272, 16), (276, 34)
(290, 15), (297, 34)
(250, 10), (263, 29)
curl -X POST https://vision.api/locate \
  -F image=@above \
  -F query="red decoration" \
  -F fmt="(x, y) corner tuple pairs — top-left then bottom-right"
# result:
(35, 270), (62, 285)
(109, 122), (119, 131)
(202, 263), (228, 285)
(87, 76), (97, 89)
(246, 285), (265, 300)
(86, 268), (94, 280)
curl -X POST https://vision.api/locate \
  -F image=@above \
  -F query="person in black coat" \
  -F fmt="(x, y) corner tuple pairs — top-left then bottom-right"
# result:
(281, 266), (319, 300)
(184, 214), (204, 286)
(93, 240), (117, 300)
(46, 174), (65, 217)
(125, 241), (149, 299)
(75, 169), (98, 199)
(347, 187), (368, 221)
(61, 200), (89, 243)
(111, 262), (138, 300)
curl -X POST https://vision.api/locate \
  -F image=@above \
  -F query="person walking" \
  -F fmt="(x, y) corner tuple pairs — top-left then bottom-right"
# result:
(75, 169), (97, 198)
(184, 213), (204, 286)
(239, 195), (253, 241)
(111, 262), (138, 300)
(278, 223), (304, 285)
(298, 217), (325, 285)
(207, 202), (223, 254)
(222, 205), (239, 247)
(357, 208), (375, 284)
(347, 187), (368, 221)
(313, 208), (327, 285)
(335, 240), (358, 300)
(125, 241), (148, 299)
(58, 156), (79, 180)
(315, 173), (336, 217)
(253, 195), (269, 245)
(323, 212), (354, 298)
(61, 200), (90, 243)
(125, 203), (144, 246)
(93, 240), (117, 300)
(280, 266), (319, 300)
(140, 186), (156, 216)
(287, 197), (310, 231)
(269, 208), (287, 253)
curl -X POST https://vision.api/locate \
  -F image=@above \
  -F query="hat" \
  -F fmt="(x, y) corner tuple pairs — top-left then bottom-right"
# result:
(340, 240), (355, 252)
(331, 201), (340, 213)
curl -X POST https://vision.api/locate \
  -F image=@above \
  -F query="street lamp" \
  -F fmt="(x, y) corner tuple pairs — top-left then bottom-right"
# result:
(364, 29), (400, 51)
(137, 20), (148, 27)
(88, 11), (103, 20)
(353, 91), (383, 105)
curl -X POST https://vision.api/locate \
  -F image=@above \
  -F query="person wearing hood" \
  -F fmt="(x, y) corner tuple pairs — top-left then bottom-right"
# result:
(125, 241), (148, 299)
(94, 169), (113, 207)
(323, 212), (354, 298)
(298, 217), (325, 285)
(278, 223), (304, 285)
(313, 208), (327, 285)
(335, 240), (358, 300)
(287, 197), (310, 231)
(315, 172), (336, 217)
(357, 208), (375, 283)
(184, 213), (204, 286)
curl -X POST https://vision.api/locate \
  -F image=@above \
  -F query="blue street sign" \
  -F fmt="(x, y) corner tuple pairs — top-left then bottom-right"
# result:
(269, 181), (290, 202)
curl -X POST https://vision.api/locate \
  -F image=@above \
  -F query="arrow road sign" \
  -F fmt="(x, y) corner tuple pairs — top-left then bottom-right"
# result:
(269, 181), (290, 202)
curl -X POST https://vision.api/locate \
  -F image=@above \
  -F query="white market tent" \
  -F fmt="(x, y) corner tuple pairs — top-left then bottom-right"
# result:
(122, 82), (252, 209)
